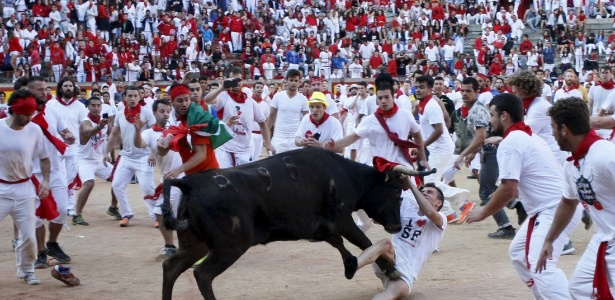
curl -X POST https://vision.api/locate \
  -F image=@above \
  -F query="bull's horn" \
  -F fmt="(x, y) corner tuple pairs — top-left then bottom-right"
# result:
(392, 165), (437, 177)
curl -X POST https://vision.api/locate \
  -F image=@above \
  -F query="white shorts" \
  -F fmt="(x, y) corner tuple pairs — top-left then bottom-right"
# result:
(214, 149), (252, 168)
(271, 136), (300, 154)
(10, 51), (19, 56)
(372, 250), (414, 295)
(153, 184), (182, 216)
(77, 159), (113, 182)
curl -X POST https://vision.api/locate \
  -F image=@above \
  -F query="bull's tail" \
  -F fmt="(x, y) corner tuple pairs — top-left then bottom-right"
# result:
(161, 178), (185, 231)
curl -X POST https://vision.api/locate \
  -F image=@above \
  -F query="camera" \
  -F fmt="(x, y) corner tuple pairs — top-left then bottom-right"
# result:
(102, 113), (109, 119)
(312, 133), (321, 140)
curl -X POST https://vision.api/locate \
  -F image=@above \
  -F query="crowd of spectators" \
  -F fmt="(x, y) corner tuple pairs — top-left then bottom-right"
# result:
(2, 0), (615, 86)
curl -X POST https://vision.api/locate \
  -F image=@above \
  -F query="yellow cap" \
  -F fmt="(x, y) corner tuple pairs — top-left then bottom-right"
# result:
(307, 92), (328, 107)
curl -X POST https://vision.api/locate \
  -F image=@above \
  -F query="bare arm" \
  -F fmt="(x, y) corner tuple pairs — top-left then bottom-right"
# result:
(38, 157), (51, 199)
(203, 85), (225, 104)
(424, 123), (444, 147)
(267, 107), (278, 132)
(466, 179), (518, 223)
(59, 128), (76, 145)
(408, 179), (443, 229)
(325, 132), (360, 153)
(133, 117), (147, 148)
(79, 119), (108, 145)
(535, 198), (579, 273)
(410, 130), (429, 167)
(104, 126), (121, 166)
(590, 116), (615, 129)
(165, 143), (206, 179)
(434, 97), (451, 129)
(258, 120), (276, 155)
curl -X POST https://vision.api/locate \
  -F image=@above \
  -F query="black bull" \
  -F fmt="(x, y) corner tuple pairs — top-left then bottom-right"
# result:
(160, 148), (435, 300)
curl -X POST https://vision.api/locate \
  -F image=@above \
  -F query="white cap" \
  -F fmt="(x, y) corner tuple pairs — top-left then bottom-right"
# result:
(367, 84), (374, 89)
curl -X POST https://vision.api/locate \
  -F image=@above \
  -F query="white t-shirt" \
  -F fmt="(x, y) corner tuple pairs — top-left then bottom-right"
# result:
(420, 99), (454, 154)
(0, 119), (47, 199)
(114, 107), (155, 159)
(47, 98), (88, 156)
(215, 92), (266, 153)
(477, 90), (493, 106)
(553, 88), (583, 103)
(355, 109), (421, 167)
(271, 91), (309, 138)
(525, 97), (568, 164)
(588, 85), (614, 116)
(442, 45), (455, 60)
(295, 114), (343, 142)
(541, 83), (552, 102)
(600, 89), (615, 114)
(103, 103), (118, 117)
(251, 100), (271, 134)
(497, 131), (564, 216)
(323, 92), (340, 116)
(349, 63), (363, 78)
(31, 106), (67, 172)
(424, 46), (439, 62)
(392, 197), (446, 282)
(141, 128), (183, 175)
(77, 116), (108, 161)
(563, 140), (615, 241)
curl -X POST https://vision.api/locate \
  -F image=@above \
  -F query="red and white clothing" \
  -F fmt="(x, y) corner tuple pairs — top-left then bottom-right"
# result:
(553, 87), (582, 103)
(214, 92), (266, 168)
(359, 96), (412, 115)
(562, 139), (615, 299)
(0, 119), (47, 278)
(111, 108), (156, 220)
(295, 114), (343, 144)
(524, 97), (568, 164)
(250, 98), (271, 160)
(477, 89), (493, 106)
(499, 129), (581, 299)
(77, 115), (112, 183)
(270, 91), (308, 153)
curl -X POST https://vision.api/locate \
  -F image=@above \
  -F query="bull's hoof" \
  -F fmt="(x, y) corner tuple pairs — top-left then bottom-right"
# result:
(344, 256), (358, 279)
(384, 268), (402, 280)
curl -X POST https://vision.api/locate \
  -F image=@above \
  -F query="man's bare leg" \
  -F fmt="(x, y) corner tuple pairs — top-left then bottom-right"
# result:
(357, 239), (395, 270)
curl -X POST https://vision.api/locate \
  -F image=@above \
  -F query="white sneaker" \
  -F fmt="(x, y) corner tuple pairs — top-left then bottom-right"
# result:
(20, 272), (41, 285)
(67, 209), (77, 217)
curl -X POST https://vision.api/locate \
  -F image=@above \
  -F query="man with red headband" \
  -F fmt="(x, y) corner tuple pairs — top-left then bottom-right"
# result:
(104, 85), (157, 227)
(467, 94), (581, 299)
(0, 90), (50, 285)
(27, 76), (77, 269)
(201, 67), (274, 167)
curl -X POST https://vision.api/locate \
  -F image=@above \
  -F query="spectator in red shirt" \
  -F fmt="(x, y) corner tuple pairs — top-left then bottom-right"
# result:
(228, 11), (244, 52)
(519, 34), (534, 55)
(489, 57), (503, 75)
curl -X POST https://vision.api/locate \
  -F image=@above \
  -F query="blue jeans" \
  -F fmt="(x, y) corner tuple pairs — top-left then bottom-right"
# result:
(480, 148), (512, 228)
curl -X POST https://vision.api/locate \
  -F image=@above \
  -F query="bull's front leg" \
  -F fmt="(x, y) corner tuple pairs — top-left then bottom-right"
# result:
(324, 234), (358, 280)
(336, 215), (402, 280)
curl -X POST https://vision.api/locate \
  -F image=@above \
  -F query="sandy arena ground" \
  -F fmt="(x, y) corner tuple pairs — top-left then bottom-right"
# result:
(0, 166), (593, 300)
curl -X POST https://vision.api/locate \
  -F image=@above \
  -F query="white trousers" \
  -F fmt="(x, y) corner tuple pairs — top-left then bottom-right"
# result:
(111, 156), (156, 220)
(61, 155), (79, 211)
(0, 196), (37, 277)
(231, 32), (242, 52)
(424, 150), (456, 217)
(214, 149), (252, 168)
(52, 64), (63, 81)
(570, 234), (615, 299)
(153, 183), (181, 216)
(509, 204), (582, 299)
(34, 171), (68, 226)
(271, 136), (300, 154)
(250, 133), (264, 161)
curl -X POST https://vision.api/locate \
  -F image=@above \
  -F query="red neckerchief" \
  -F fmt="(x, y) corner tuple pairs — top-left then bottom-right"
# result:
(59, 97), (76, 106)
(480, 87), (490, 94)
(268, 91), (276, 99)
(562, 84), (579, 93)
(175, 113), (187, 122)
(31, 105), (68, 155)
(596, 80), (615, 90)
(503, 121), (533, 138)
(253, 95), (263, 103)
(417, 94), (432, 115)
(566, 129), (603, 167)
(124, 102), (141, 124)
(376, 104), (399, 119)
(139, 99), (146, 106)
(309, 113), (329, 128)
(522, 96), (537, 115)
(593, 242), (615, 300)
(228, 90), (247, 103)
(461, 105), (469, 118)
(88, 113), (101, 124)
(152, 124), (165, 132)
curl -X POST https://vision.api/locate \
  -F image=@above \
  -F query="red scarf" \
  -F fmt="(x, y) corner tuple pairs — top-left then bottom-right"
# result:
(253, 95), (263, 103)
(562, 84), (579, 93)
(566, 129), (603, 168)
(123, 102), (142, 124)
(59, 97), (76, 106)
(31, 106), (68, 155)
(522, 97), (537, 114)
(461, 105), (469, 118)
(376, 104), (399, 119)
(480, 87), (491, 94)
(309, 113), (329, 128)
(596, 80), (615, 90)
(152, 124), (165, 132)
(139, 99), (147, 106)
(88, 113), (101, 125)
(593, 241), (615, 300)
(503, 121), (533, 138)
(417, 94), (432, 115)
(228, 91), (247, 103)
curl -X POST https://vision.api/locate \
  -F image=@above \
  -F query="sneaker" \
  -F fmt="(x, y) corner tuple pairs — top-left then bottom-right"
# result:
(487, 226), (516, 240)
(153, 221), (160, 228)
(106, 206), (122, 220)
(457, 200), (476, 224)
(130, 175), (138, 184)
(582, 211), (592, 230)
(12, 239), (19, 251)
(51, 265), (80, 286)
(515, 203), (528, 225)
(72, 215), (89, 226)
(432, 246), (441, 254)
(46, 242), (71, 264)
(120, 216), (131, 227)
(34, 251), (49, 269)
(66, 209), (77, 217)
(446, 212), (459, 224)
(562, 241), (576, 255)
(159, 246), (177, 258)
(192, 255), (207, 268)
(20, 272), (41, 285)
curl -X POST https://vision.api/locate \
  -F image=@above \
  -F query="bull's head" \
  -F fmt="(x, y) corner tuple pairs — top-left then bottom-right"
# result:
(363, 157), (436, 234)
